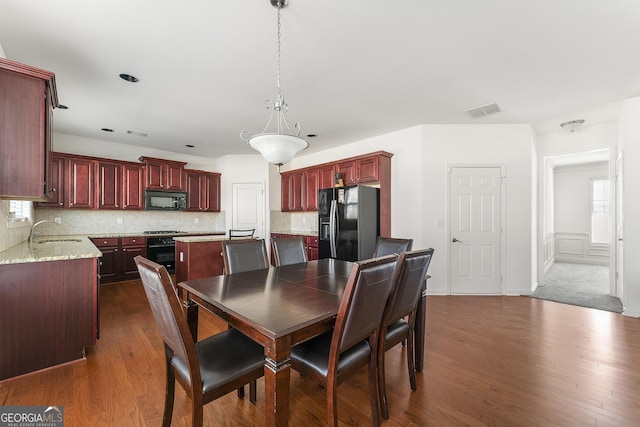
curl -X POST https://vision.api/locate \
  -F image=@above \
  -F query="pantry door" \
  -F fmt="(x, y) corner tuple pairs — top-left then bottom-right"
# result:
(449, 166), (503, 294)
(232, 183), (264, 238)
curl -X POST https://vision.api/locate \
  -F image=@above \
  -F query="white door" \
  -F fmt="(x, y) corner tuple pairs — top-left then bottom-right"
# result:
(615, 155), (624, 304)
(232, 183), (264, 238)
(449, 167), (502, 294)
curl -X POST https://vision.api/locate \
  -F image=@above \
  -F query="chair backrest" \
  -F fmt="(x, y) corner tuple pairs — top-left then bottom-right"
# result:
(229, 229), (255, 240)
(332, 254), (403, 354)
(272, 236), (307, 266)
(383, 248), (434, 325)
(221, 239), (269, 274)
(134, 256), (200, 382)
(372, 237), (413, 258)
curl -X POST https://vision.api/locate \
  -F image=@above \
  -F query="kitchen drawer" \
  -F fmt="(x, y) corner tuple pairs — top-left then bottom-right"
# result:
(92, 237), (119, 247)
(122, 236), (146, 246)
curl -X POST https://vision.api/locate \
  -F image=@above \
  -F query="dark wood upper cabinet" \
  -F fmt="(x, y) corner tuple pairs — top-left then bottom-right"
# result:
(279, 151), (392, 237)
(139, 156), (187, 191)
(121, 163), (144, 210)
(67, 157), (94, 209)
(0, 58), (58, 201)
(36, 153), (65, 207)
(185, 170), (221, 212)
(96, 160), (121, 209)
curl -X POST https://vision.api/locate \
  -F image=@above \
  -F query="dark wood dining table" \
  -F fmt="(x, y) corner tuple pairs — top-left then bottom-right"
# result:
(177, 258), (428, 427)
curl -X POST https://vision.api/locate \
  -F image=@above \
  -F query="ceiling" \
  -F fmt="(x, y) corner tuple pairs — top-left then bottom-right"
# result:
(1, 0), (639, 160)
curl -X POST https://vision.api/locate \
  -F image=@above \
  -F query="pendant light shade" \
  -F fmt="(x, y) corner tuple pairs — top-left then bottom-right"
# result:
(241, 0), (309, 169)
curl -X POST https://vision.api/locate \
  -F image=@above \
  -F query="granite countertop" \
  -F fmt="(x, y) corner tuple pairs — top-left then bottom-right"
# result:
(88, 230), (226, 238)
(271, 230), (318, 236)
(172, 235), (228, 243)
(0, 236), (102, 265)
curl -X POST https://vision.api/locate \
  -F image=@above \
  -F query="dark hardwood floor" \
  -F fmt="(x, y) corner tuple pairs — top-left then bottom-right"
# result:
(1, 279), (639, 426)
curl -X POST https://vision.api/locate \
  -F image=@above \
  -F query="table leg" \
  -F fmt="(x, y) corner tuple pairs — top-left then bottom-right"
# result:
(264, 340), (291, 427)
(414, 278), (427, 372)
(185, 299), (199, 342)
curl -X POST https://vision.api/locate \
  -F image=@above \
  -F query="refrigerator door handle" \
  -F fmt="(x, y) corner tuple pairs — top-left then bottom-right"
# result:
(330, 199), (337, 258)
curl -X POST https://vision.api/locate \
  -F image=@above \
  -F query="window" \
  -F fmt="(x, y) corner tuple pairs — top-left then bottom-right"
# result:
(8, 200), (32, 222)
(590, 178), (609, 244)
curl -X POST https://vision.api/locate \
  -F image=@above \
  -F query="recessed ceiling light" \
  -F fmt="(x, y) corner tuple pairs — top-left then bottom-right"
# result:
(119, 73), (139, 83)
(58, 104), (68, 109)
(101, 128), (114, 132)
(306, 134), (317, 138)
(185, 144), (195, 148)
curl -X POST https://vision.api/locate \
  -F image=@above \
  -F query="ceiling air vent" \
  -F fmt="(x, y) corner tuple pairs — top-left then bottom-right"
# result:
(126, 130), (148, 137)
(465, 102), (503, 119)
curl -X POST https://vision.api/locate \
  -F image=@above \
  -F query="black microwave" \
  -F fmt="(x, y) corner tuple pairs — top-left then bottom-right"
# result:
(144, 190), (187, 211)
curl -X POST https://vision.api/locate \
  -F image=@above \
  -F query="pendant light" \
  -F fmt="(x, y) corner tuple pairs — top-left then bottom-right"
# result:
(241, 0), (309, 170)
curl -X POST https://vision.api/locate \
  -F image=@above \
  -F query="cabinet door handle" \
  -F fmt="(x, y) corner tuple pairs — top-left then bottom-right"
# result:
(114, 248), (118, 252)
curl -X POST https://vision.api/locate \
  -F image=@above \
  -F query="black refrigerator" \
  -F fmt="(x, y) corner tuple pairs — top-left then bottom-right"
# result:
(318, 185), (380, 261)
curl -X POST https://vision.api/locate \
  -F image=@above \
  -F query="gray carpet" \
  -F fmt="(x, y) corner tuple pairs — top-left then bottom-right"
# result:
(533, 262), (623, 313)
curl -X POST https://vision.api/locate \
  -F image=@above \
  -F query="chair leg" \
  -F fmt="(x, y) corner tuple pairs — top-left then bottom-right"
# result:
(368, 352), (382, 427)
(377, 343), (390, 420)
(327, 377), (339, 427)
(163, 348), (176, 427)
(407, 328), (417, 391)
(237, 385), (245, 399)
(191, 393), (204, 427)
(249, 380), (257, 403)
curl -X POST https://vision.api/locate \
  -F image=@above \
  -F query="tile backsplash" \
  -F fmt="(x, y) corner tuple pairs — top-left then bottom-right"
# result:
(32, 209), (226, 237)
(0, 201), (31, 253)
(270, 210), (317, 234)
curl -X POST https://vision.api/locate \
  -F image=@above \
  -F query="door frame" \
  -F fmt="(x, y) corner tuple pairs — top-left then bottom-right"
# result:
(446, 164), (506, 295)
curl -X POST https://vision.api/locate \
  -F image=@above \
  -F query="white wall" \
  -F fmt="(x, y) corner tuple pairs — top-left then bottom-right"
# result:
(618, 97), (640, 317)
(421, 124), (534, 296)
(279, 124), (534, 296)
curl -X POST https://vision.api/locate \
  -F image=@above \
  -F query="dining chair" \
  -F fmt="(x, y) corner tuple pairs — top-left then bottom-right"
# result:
(290, 254), (404, 427)
(372, 237), (413, 258)
(134, 256), (265, 427)
(271, 236), (307, 266)
(377, 248), (434, 419)
(221, 238), (269, 274)
(228, 228), (255, 239)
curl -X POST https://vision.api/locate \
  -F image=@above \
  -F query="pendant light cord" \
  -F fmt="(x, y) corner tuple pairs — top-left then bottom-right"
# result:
(276, 4), (282, 103)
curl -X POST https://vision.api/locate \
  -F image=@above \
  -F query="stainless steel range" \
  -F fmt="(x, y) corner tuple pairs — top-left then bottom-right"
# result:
(144, 230), (183, 273)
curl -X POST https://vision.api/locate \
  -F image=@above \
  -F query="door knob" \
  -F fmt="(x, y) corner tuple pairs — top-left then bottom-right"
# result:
(452, 238), (463, 243)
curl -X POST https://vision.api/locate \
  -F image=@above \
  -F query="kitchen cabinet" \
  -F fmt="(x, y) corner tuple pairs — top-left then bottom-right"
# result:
(281, 170), (305, 212)
(305, 235), (319, 261)
(278, 151), (392, 237)
(304, 165), (335, 211)
(185, 170), (221, 212)
(121, 163), (145, 210)
(36, 153), (65, 207)
(175, 238), (224, 283)
(139, 156), (187, 191)
(96, 160), (121, 209)
(0, 58), (58, 201)
(0, 257), (98, 380)
(92, 236), (146, 283)
(67, 156), (95, 209)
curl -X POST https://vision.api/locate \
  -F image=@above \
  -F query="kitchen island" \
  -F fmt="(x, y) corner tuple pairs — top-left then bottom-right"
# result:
(173, 235), (227, 282)
(0, 237), (102, 380)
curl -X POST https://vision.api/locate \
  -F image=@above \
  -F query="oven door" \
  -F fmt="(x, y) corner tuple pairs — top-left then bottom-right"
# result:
(147, 244), (176, 273)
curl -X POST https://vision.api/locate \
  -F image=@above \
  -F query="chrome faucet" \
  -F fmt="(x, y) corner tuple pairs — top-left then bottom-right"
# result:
(29, 219), (59, 243)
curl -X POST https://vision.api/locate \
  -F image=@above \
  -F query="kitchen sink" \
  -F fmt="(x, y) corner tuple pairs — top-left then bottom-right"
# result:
(37, 239), (82, 243)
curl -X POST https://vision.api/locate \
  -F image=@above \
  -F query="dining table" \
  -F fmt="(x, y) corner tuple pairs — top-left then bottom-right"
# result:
(177, 258), (428, 427)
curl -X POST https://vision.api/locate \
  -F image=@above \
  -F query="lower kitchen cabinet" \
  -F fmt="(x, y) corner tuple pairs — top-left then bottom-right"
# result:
(0, 257), (98, 380)
(92, 236), (146, 283)
(175, 239), (224, 282)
